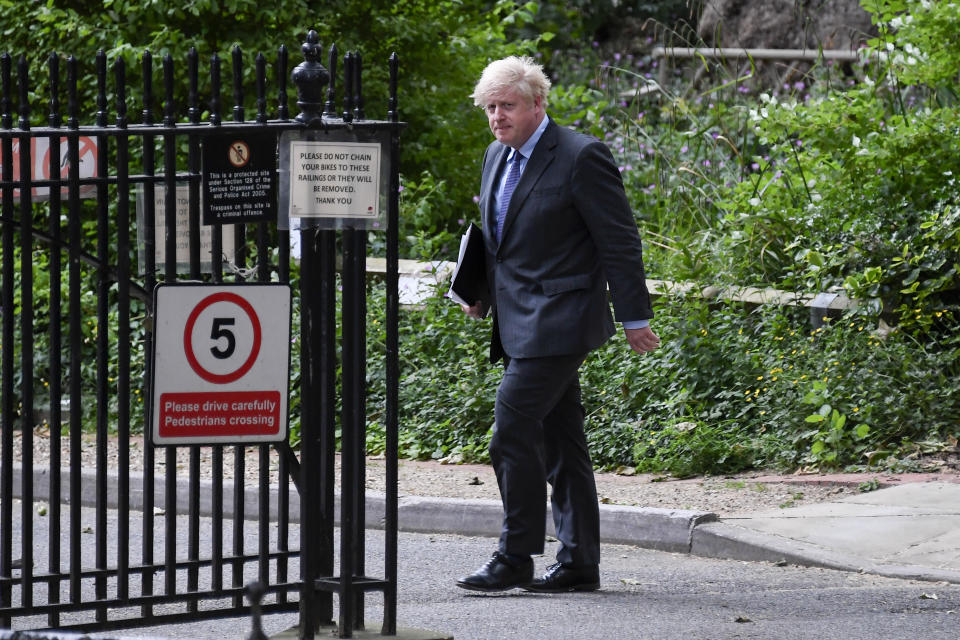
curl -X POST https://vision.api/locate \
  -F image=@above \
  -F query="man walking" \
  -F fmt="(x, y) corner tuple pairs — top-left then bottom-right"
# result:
(455, 56), (659, 593)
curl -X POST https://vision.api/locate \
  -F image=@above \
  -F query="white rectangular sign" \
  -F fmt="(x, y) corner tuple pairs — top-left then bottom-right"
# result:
(136, 185), (236, 274)
(150, 283), (291, 445)
(288, 141), (381, 219)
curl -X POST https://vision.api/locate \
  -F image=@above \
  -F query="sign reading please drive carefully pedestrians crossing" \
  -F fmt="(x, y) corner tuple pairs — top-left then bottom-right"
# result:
(150, 283), (291, 445)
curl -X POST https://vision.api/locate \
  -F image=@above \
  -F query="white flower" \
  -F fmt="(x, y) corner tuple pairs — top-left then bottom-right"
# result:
(852, 135), (861, 147)
(749, 197), (761, 207)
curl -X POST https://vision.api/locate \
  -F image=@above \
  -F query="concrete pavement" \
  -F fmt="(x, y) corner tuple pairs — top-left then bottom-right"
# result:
(693, 481), (960, 583)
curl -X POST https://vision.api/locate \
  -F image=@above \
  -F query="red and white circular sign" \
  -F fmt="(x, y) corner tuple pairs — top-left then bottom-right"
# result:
(184, 291), (262, 384)
(151, 283), (291, 446)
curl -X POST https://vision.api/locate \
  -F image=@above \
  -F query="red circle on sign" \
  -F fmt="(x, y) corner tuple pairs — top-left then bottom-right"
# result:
(184, 292), (261, 384)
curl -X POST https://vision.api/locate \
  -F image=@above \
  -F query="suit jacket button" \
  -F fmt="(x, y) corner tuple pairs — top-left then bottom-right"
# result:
(496, 257), (503, 263)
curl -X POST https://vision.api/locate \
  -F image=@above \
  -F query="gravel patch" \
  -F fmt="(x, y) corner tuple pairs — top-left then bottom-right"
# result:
(8, 426), (892, 517)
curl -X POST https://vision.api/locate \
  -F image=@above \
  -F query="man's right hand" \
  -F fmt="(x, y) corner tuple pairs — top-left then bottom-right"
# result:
(461, 302), (486, 319)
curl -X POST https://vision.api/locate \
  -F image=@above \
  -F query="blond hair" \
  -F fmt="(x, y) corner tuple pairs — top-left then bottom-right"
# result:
(470, 56), (551, 108)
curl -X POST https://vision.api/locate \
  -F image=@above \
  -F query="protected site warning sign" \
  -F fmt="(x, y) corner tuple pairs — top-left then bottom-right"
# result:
(150, 283), (291, 445)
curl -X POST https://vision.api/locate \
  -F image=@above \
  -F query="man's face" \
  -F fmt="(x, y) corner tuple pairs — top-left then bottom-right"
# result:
(484, 89), (543, 150)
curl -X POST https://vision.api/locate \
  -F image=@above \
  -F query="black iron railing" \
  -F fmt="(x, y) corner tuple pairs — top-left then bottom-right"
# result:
(0, 29), (401, 639)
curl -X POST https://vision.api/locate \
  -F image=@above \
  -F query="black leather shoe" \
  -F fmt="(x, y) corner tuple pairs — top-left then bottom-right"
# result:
(456, 552), (534, 592)
(525, 562), (600, 593)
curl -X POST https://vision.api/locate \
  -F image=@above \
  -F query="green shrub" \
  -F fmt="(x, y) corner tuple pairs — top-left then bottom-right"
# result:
(632, 421), (757, 478)
(359, 279), (960, 473)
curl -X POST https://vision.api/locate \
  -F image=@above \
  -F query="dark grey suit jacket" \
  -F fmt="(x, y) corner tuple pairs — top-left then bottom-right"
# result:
(479, 119), (653, 363)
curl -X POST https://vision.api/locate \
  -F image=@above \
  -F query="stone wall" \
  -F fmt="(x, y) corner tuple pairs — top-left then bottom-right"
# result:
(698, 0), (876, 50)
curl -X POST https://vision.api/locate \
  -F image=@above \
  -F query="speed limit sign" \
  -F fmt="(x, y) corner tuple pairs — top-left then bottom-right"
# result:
(150, 283), (291, 445)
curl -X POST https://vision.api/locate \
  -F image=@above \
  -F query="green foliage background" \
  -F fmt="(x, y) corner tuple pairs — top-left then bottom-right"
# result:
(365, 0), (960, 475)
(2, 0), (958, 476)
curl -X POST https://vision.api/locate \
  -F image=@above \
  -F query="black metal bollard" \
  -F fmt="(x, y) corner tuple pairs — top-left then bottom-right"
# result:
(245, 580), (269, 640)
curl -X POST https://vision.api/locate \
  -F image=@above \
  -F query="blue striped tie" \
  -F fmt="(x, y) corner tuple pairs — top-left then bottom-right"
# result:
(496, 152), (523, 243)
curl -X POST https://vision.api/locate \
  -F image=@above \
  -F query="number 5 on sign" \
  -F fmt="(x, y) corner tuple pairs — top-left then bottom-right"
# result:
(150, 283), (291, 446)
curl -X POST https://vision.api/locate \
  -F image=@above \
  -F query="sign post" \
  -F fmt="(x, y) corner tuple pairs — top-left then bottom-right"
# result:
(150, 283), (291, 446)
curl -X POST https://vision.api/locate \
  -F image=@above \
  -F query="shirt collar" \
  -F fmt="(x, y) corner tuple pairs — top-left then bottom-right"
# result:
(511, 114), (549, 161)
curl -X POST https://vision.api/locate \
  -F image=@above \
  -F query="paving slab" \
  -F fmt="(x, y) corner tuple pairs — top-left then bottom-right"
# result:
(693, 482), (960, 583)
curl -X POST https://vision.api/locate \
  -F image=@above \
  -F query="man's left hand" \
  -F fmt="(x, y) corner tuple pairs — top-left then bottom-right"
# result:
(624, 326), (660, 354)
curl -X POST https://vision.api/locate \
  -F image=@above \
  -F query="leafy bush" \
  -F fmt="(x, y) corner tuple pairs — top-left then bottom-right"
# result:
(591, 0), (960, 335)
(368, 0), (960, 475)
(7, 0), (960, 478)
(0, 0), (550, 260)
(361, 279), (959, 473)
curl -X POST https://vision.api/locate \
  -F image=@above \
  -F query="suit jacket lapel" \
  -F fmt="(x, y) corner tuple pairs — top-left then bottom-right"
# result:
(499, 121), (557, 244)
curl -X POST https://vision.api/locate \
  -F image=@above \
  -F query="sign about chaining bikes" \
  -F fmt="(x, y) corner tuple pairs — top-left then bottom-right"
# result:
(288, 140), (380, 219)
(278, 129), (391, 230)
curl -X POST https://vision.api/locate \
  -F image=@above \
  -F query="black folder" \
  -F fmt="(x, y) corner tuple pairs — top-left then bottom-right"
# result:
(448, 222), (491, 315)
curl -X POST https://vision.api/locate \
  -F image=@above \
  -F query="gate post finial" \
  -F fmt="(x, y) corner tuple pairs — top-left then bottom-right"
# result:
(292, 30), (329, 125)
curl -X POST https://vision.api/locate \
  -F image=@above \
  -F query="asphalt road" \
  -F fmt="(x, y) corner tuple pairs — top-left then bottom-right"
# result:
(7, 501), (959, 640)
(116, 530), (959, 640)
